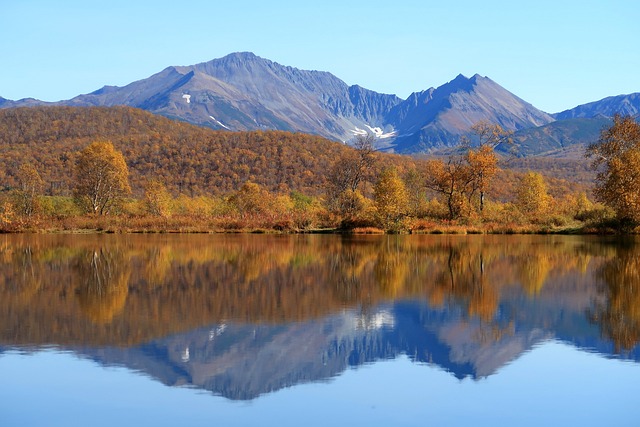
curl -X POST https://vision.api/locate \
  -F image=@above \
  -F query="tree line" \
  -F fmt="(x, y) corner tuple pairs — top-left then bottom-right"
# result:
(1, 106), (636, 233)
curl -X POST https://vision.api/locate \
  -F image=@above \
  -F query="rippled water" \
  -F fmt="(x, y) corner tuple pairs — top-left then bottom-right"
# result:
(1, 234), (639, 426)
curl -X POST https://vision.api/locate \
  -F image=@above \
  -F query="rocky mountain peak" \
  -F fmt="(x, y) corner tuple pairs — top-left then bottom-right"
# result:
(3, 52), (631, 154)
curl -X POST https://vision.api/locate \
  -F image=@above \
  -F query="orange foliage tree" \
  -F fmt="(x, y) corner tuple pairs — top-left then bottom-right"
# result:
(586, 114), (640, 225)
(465, 121), (511, 212)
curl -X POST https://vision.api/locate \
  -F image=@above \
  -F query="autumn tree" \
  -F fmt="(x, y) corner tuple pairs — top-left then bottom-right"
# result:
(586, 114), (640, 224)
(230, 181), (274, 218)
(326, 134), (377, 218)
(465, 121), (513, 151)
(74, 141), (131, 215)
(403, 168), (428, 217)
(13, 163), (44, 217)
(424, 157), (473, 220)
(374, 167), (409, 231)
(422, 122), (511, 220)
(465, 122), (512, 212)
(144, 179), (172, 217)
(334, 189), (371, 225)
(515, 171), (550, 220)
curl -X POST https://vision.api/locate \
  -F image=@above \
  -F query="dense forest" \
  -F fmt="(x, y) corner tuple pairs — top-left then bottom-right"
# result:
(0, 106), (354, 196)
(0, 106), (633, 233)
(0, 106), (586, 198)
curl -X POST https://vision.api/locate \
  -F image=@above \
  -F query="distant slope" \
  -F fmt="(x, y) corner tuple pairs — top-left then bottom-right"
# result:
(510, 117), (611, 157)
(0, 96), (43, 108)
(553, 93), (640, 120)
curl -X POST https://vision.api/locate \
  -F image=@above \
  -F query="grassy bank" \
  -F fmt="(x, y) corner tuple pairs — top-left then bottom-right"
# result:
(1, 213), (630, 235)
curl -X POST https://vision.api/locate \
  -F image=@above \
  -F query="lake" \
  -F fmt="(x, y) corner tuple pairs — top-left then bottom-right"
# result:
(1, 233), (639, 426)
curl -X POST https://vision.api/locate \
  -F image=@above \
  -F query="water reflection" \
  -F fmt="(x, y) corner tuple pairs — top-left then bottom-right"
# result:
(589, 240), (640, 352)
(75, 248), (131, 324)
(1, 234), (639, 399)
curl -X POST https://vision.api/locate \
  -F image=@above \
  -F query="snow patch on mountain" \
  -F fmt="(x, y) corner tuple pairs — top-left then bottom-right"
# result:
(365, 125), (397, 139)
(350, 125), (397, 139)
(209, 115), (230, 130)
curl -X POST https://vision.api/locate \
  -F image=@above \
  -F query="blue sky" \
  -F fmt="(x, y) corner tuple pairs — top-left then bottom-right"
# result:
(1, 0), (638, 113)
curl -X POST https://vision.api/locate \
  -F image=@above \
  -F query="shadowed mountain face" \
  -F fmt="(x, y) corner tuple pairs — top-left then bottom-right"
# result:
(1, 234), (639, 400)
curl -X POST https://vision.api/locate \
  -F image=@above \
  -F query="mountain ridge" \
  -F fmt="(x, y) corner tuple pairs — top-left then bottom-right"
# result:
(0, 52), (637, 154)
(553, 93), (640, 120)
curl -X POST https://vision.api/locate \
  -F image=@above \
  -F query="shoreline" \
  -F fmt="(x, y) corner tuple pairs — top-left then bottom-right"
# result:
(1, 220), (627, 236)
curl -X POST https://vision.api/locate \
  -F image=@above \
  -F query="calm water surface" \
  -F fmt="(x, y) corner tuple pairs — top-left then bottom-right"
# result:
(1, 234), (639, 426)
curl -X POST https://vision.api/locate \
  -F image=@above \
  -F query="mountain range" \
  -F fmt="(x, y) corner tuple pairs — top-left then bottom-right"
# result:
(5, 297), (637, 401)
(2, 52), (638, 154)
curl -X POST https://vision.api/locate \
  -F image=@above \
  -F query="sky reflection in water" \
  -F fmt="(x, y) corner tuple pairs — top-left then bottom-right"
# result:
(2, 342), (639, 427)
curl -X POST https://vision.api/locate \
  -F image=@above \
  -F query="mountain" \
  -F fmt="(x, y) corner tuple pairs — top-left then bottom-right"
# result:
(553, 93), (640, 120)
(387, 74), (555, 153)
(0, 53), (551, 152)
(511, 94), (640, 157)
(58, 52), (403, 143)
(0, 96), (41, 108)
(1, 52), (636, 154)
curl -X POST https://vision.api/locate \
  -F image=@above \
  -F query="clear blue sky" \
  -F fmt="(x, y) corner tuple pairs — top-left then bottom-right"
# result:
(1, 0), (638, 113)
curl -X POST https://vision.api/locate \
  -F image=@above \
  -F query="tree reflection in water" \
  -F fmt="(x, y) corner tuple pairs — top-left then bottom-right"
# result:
(0, 234), (637, 354)
(589, 240), (640, 352)
(75, 248), (131, 324)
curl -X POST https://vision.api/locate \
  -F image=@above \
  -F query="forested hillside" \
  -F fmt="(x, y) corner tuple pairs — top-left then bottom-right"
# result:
(0, 105), (604, 234)
(0, 106), (587, 199)
(0, 106), (359, 196)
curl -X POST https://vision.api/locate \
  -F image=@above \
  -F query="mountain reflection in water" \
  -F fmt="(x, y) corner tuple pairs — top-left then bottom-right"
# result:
(1, 233), (639, 400)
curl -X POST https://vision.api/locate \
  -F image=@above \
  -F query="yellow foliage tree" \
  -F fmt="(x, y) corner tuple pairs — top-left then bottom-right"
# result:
(230, 182), (273, 217)
(467, 144), (498, 212)
(374, 167), (409, 231)
(13, 163), (44, 217)
(515, 171), (550, 220)
(465, 122), (512, 211)
(144, 179), (172, 217)
(74, 141), (131, 215)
